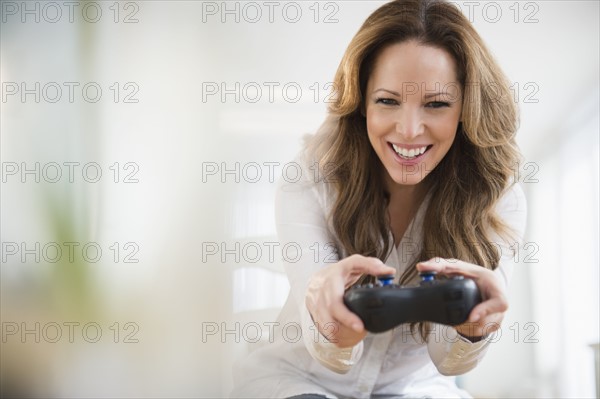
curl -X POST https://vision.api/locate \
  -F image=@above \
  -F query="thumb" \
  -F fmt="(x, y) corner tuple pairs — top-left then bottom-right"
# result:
(344, 256), (395, 278)
(366, 258), (396, 276)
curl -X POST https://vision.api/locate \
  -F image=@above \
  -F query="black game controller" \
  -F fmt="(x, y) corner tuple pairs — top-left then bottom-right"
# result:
(343, 272), (482, 333)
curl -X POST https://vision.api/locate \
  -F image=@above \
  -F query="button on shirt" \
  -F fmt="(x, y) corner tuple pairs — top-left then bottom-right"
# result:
(231, 151), (527, 399)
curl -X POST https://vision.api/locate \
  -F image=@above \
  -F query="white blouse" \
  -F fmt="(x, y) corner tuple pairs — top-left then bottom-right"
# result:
(231, 148), (527, 398)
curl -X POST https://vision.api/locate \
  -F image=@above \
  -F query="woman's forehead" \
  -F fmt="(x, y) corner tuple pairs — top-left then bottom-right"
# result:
(367, 41), (460, 91)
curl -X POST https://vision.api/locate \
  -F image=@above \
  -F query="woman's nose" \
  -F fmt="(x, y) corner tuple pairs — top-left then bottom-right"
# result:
(395, 108), (424, 140)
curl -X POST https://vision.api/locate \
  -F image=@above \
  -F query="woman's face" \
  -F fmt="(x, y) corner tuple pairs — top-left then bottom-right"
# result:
(365, 40), (463, 188)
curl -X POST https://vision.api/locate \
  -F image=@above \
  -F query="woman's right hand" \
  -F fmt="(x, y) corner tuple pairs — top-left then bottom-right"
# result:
(305, 254), (396, 348)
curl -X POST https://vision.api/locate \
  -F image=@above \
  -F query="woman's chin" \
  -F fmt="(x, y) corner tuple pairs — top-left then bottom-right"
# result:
(387, 173), (425, 187)
(383, 165), (427, 185)
(394, 179), (422, 187)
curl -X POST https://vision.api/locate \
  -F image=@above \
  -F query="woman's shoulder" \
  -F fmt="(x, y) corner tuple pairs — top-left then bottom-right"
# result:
(495, 181), (527, 215)
(275, 148), (337, 215)
(276, 115), (341, 213)
(493, 181), (528, 243)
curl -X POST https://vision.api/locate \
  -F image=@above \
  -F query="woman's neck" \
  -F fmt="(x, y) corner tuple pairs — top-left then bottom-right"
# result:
(384, 172), (430, 208)
(384, 173), (431, 246)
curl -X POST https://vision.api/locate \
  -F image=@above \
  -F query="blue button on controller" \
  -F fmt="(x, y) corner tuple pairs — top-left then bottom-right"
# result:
(378, 275), (395, 286)
(419, 272), (437, 282)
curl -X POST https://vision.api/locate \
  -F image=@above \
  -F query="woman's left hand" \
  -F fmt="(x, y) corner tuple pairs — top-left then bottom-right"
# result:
(416, 257), (508, 339)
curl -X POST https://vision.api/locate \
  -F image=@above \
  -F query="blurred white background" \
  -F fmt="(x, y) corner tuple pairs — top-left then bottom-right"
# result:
(1, 1), (598, 397)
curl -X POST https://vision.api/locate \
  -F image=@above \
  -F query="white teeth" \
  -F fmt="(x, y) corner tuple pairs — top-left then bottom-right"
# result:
(391, 144), (428, 159)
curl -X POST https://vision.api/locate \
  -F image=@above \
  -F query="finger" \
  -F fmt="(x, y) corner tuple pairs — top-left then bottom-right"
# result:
(469, 295), (508, 322)
(416, 258), (483, 279)
(310, 302), (343, 341)
(332, 299), (365, 332)
(319, 281), (365, 333)
(479, 316), (503, 334)
(344, 255), (396, 277)
(457, 320), (501, 338)
(468, 276), (508, 321)
(328, 283), (366, 332)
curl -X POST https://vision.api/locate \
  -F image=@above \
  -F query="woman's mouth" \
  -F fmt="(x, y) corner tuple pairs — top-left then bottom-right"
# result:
(389, 143), (433, 161)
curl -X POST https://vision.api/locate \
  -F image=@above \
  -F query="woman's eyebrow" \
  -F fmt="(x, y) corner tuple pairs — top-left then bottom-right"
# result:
(373, 88), (454, 98)
(373, 88), (400, 96)
(424, 92), (445, 99)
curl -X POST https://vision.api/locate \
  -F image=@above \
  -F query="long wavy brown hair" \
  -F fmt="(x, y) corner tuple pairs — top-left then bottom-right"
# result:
(304, 0), (521, 291)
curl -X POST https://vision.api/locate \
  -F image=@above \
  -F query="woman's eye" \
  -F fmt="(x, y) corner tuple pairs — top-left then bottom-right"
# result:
(376, 98), (398, 105)
(426, 101), (450, 109)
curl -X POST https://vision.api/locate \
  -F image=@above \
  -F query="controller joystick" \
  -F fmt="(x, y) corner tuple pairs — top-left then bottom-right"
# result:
(419, 271), (436, 284)
(377, 274), (395, 286)
(344, 270), (482, 333)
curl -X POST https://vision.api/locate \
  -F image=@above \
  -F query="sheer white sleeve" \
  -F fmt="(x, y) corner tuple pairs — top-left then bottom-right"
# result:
(427, 183), (528, 375)
(275, 159), (364, 373)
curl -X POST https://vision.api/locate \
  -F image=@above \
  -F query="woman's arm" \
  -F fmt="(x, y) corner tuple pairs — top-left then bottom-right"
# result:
(422, 182), (528, 375)
(275, 159), (394, 373)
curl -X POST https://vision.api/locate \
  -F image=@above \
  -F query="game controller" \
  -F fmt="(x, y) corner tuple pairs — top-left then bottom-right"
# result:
(343, 272), (482, 333)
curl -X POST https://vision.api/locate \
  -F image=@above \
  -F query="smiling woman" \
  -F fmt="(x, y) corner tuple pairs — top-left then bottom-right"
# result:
(230, 0), (527, 397)
(364, 41), (463, 243)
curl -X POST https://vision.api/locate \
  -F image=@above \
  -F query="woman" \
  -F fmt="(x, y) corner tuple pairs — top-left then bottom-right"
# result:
(231, 0), (527, 397)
